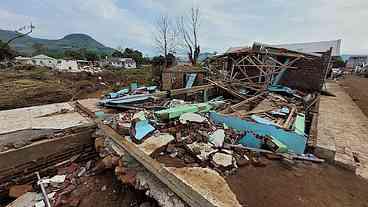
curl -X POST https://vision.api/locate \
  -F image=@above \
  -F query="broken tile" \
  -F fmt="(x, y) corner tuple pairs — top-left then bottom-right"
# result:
(187, 142), (217, 161)
(212, 152), (233, 168)
(179, 112), (207, 124)
(208, 129), (225, 147)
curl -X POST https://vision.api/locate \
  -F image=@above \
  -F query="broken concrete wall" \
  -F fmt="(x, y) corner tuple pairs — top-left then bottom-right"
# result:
(0, 127), (96, 192)
(98, 137), (188, 207)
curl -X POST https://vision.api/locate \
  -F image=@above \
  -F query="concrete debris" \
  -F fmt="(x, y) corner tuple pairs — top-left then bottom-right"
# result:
(8, 184), (33, 198)
(5, 159), (103, 207)
(179, 112), (207, 124)
(135, 170), (186, 207)
(187, 142), (217, 161)
(212, 152), (234, 168)
(49, 175), (66, 183)
(101, 185), (107, 191)
(208, 129), (225, 147)
(94, 77), (324, 180)
(5, 192), (39, 207)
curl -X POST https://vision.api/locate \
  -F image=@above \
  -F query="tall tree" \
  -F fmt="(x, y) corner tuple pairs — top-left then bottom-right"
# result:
(112, 49), (124, 58)
(154, 15), (177, 67)
(178, 7), (201, 65)
(0, 40), (16, 61)
(85, 51), (99, 61)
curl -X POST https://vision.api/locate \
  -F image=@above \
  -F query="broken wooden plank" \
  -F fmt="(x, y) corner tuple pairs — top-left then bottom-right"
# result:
(170, 84), (215, 96)
(283, 106), (296, 129)
(206, 79), (247, 100)
(230, 92), (267, 111)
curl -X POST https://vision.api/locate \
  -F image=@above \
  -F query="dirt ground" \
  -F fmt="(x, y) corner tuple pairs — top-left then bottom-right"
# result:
(226, 75), (368, 207)
(227, 159), (368, 207)
(0, 65), (155, 110)
(339, 75), (368, 117)
(157, 153), (368, 207)
(0, 170), (157, 207)
(69, 170), (157, 207)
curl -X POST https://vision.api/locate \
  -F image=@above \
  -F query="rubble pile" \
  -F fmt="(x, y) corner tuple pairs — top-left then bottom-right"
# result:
(96, 81), (323, 179)
(6, 160), (97, 207)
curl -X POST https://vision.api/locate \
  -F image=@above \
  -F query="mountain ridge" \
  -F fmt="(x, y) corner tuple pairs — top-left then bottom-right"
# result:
(0, 29), (115, 56)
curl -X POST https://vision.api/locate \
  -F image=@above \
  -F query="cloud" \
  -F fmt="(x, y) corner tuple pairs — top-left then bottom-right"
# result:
(0, 8), (37, 31)
(0, 0), (368, 55)
(0, 0), (154, 54)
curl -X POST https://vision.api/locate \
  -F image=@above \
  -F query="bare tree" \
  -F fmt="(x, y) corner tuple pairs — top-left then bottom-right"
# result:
(1, 23), (35, 49)
(178, 7), (200, 65)
(154, 15), (177, 68)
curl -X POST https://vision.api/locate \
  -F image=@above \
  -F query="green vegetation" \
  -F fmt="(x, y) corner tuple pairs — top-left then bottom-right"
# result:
(333, 56), (346, 68)
(112, 48), (151, 65)
(0, 40), (16, 60)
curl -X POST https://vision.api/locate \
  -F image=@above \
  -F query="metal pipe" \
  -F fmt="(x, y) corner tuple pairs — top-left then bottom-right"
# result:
(36, 172), (52, 207)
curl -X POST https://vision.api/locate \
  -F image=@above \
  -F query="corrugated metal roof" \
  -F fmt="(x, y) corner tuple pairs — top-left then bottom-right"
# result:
(272, 39), (341, 56)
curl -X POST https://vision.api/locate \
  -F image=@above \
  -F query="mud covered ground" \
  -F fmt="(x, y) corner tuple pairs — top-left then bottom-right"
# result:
(0, 65), (155, 110)
(339, 75), (368, 117)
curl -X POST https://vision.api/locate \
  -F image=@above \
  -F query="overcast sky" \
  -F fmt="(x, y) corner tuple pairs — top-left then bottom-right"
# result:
(0, 0), (367, 56)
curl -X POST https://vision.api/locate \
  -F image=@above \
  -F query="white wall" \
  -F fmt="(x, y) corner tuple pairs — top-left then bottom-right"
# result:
(124, 61), (136, 69)
(32, 58), (57, 68)
(56, 60), (79, 71)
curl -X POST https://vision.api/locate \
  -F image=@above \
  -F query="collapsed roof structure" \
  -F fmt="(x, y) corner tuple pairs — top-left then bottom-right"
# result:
(203, 42), (332, 92)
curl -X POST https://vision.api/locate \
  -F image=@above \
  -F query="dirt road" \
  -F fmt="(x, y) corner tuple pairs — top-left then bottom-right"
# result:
(339, 75), (368, 117)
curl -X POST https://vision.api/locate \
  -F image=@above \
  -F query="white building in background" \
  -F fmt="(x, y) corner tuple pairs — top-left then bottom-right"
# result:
(31, 54), (58, 68)
(14, 54), (103, 73)
(272, 39), (342, 56)
(14, 56), (33, 65)
(106, 57), (137, 69)
(56, 59), (79, 71)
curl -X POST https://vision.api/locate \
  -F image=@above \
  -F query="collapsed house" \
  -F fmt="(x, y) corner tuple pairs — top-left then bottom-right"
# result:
(3, 41), (358, 207)
(203, 42), (332, 91)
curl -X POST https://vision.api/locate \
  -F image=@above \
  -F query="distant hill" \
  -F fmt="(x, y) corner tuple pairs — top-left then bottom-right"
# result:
(0, 29), (115, 56)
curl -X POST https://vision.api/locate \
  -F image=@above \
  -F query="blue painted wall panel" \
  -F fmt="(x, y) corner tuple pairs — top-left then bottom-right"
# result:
(209, 112), (307, 154)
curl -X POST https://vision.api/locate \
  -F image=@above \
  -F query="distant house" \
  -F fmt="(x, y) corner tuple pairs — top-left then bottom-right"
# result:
(346, 56), (368, 68)
(31, 54), (57, 68)
(15, 56), (33, 65)
(105, 57), (137, 69)
(56, 59), (79, 71)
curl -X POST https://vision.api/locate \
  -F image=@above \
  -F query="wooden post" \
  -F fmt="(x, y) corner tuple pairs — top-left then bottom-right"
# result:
(283, 106), (296, 129)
